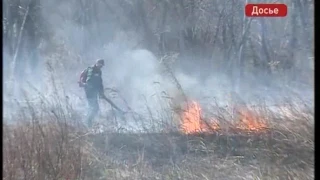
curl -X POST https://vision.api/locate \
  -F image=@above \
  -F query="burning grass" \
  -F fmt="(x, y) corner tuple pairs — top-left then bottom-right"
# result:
(3, 93), (314, 179)
(180, 101), (269, 134)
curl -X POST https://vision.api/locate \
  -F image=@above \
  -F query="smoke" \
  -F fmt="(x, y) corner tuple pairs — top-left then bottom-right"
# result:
(3, 0), (313, 124)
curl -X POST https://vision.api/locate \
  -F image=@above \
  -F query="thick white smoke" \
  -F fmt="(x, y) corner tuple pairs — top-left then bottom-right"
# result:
(3, 0), (313, 127)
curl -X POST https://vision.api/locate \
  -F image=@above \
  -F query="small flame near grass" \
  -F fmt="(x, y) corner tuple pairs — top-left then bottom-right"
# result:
(235, 107), (267, 131)
(180, 101), (220, 134)
(180, 101), (267, 134)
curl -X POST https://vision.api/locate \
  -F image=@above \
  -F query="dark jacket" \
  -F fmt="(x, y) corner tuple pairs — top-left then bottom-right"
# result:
(84, 66), (104, 97)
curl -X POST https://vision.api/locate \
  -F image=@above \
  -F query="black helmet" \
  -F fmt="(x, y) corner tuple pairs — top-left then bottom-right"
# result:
(96, 59), (105, 66)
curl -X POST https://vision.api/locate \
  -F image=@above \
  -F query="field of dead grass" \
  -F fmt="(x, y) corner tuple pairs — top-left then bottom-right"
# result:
(3, 91), (314, 180)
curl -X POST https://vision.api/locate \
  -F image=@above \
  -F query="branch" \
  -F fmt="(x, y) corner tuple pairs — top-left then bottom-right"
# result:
(237, 18), (253, 50)
(9, 0), (31, 91)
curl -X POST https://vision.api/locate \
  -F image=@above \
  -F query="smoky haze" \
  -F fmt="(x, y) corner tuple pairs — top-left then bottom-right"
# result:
(2, 1), (314, 179)
(3, 0), (314, 123)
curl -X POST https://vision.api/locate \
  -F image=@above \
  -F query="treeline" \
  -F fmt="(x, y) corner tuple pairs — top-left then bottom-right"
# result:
(3, 0), (313, 85)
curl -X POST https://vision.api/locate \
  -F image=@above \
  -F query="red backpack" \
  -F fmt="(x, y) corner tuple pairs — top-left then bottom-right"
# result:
(78, 67), (89, 87)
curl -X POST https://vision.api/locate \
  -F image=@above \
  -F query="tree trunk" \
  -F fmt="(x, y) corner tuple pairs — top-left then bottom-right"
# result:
(259, 18), (272, 75)
(288, 1), (298, 80)
(9, 1), (30, 95)
(234, 0), (252, 92)
(159, 1), (169, 55)
(136, 0), (158, 54)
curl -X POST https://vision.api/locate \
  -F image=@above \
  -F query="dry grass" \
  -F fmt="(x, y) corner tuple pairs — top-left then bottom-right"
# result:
(3, 90), (314, 180)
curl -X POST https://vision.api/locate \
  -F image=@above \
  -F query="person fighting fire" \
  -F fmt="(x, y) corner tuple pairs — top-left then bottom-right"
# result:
(78, 59), (124, 127)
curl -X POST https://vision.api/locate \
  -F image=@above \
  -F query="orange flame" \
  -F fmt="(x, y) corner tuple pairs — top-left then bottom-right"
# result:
(180, 101), (267, 134)
(235, 107), (267, 131)
(180, 101), (220, 134)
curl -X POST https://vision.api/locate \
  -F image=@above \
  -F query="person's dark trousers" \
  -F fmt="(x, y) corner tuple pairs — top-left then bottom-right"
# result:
(84, 87), (100, 127)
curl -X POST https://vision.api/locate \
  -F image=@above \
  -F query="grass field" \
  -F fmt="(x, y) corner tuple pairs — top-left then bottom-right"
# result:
(3, 93), (314, 180)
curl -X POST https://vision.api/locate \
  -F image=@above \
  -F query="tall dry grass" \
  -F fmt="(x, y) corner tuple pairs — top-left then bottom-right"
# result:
(3, 60), (314, 180)
(3, 87), (314, 180)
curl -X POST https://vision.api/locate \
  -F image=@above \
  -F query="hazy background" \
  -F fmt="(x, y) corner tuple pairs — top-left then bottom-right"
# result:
(3, 0), (314, 122)
(2, 1), (314, 179)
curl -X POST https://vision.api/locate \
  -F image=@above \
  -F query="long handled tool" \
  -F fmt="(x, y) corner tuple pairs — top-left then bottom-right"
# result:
(100, 94), (125, 113)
